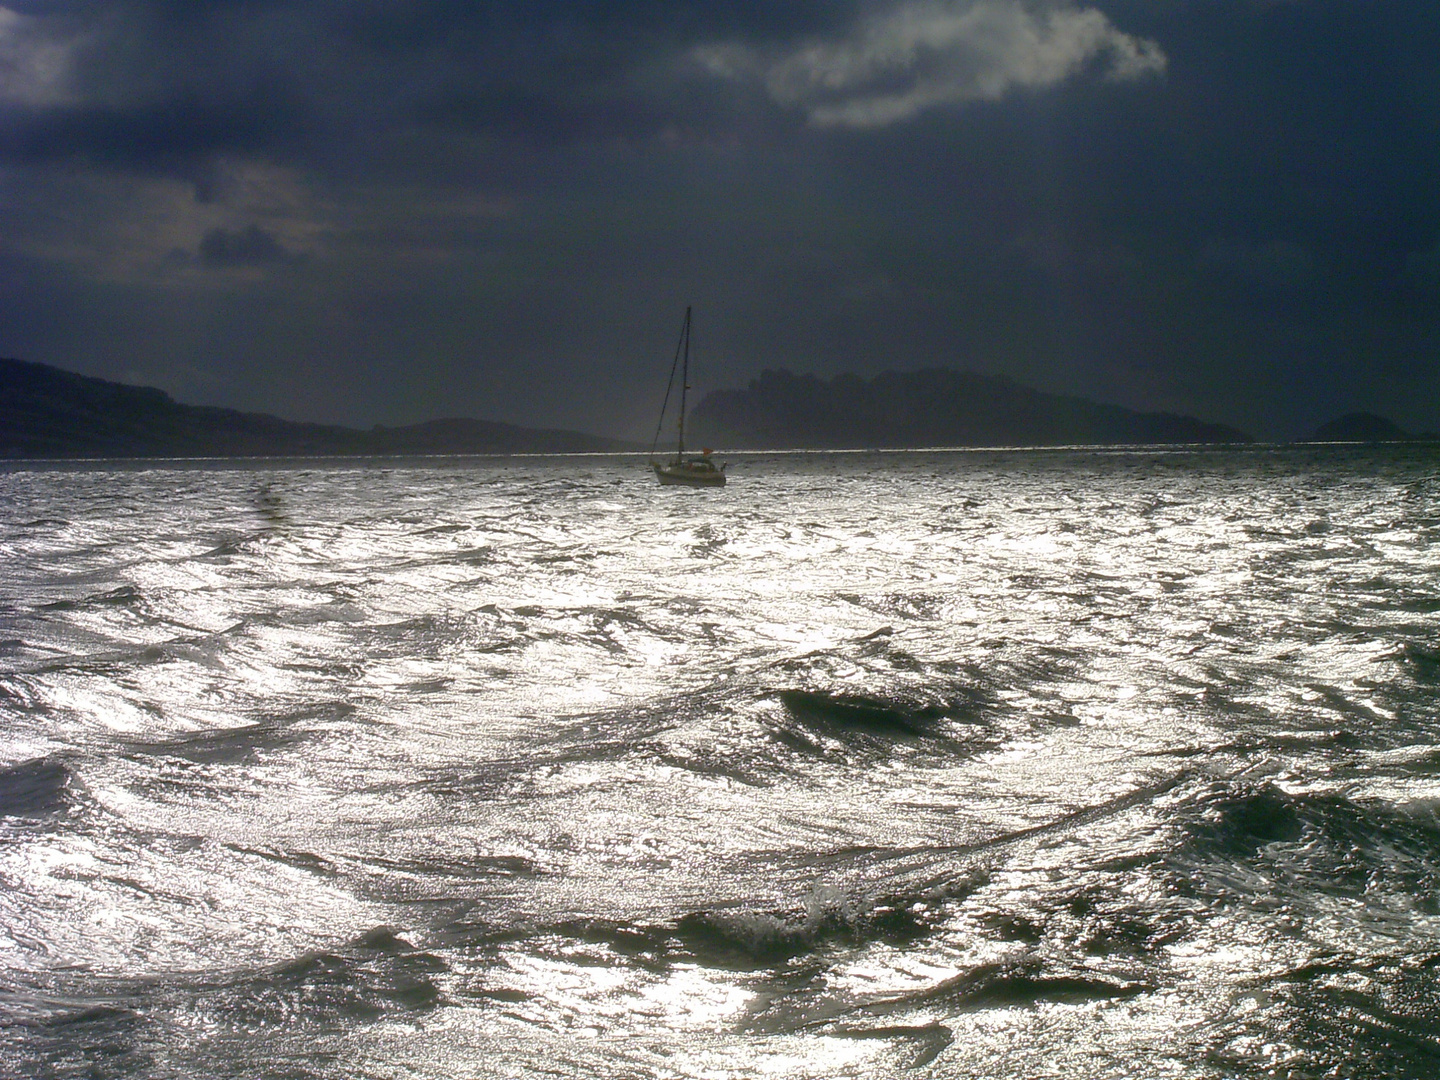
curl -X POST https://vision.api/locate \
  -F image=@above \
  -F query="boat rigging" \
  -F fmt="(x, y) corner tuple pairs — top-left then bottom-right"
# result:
(650, 306), (726, 487)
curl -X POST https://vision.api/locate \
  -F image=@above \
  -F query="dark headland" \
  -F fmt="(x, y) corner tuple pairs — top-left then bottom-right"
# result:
(1303, 412), (1438, 444)
(0, 358), (635, 458)
(12, 357), (1428, 459)
(688, 368), (1252, 449)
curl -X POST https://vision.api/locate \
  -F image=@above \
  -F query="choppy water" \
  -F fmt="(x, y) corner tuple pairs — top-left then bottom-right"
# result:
(2, 446), (1439, 1079)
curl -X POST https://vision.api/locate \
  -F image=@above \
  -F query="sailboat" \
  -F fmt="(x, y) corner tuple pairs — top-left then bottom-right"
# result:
(650, 306), (726, 487)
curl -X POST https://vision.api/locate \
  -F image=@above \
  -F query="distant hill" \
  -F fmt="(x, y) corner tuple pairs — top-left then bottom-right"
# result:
(0, 358), (636, 458)
(688, 368), (1251, 449)
(1304, 412), (1421, 443)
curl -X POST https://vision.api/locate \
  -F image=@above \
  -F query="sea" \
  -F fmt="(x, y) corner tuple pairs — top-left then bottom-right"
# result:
(1, 445), (1439, 1080)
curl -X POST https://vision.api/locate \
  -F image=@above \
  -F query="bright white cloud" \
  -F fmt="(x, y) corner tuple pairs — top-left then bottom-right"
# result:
(694, 0), (1166, 128)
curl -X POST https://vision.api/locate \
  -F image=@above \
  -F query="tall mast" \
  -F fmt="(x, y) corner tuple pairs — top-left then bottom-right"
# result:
(677, 305), (691, 461)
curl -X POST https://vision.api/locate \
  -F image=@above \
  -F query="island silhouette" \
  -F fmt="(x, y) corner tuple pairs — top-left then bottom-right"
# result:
(0, 358), (635, 458)
(687, 368), (1251, 449)
(1303, 413), (1428, 443)
(7, 355), (1427, 459)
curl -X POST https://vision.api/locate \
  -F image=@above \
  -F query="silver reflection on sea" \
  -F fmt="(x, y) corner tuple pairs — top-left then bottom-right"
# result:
(1, 446), (1439, 1078)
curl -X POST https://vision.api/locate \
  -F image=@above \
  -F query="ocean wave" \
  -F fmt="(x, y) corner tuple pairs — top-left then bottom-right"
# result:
(0, 756), (76, 818)
(3, 449), (1439, 1078)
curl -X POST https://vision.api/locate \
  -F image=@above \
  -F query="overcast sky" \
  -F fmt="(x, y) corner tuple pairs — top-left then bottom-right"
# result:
(1, 0), (1436, 440)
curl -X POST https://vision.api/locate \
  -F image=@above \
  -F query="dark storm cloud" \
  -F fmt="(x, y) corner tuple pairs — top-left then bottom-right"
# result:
(1, 1), (1167, 175)
(0, 97), (295, 173)
(199, 223), (293, 267)
(1, 3), (307, 166)
(0, 0), (1437, 439)
(0, 1), (860, 174)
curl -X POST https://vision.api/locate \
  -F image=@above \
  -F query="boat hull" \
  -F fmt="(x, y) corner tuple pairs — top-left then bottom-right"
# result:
(653, 461), (726, 487)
